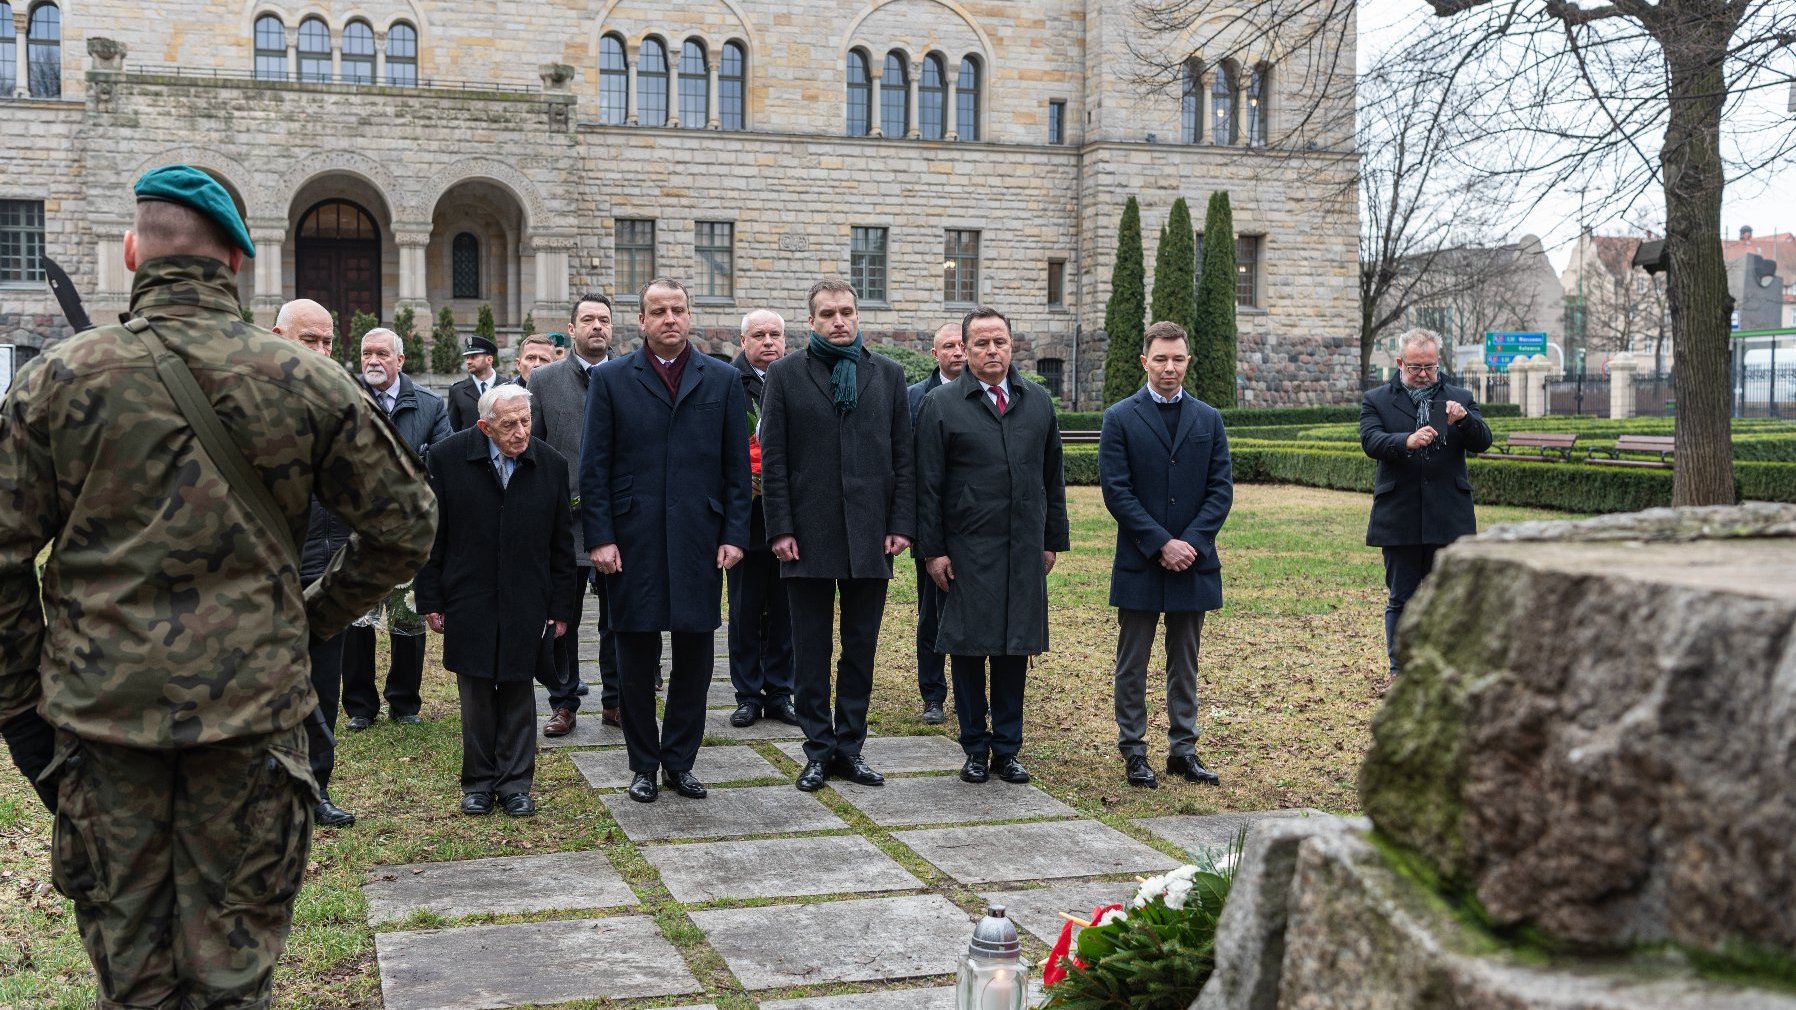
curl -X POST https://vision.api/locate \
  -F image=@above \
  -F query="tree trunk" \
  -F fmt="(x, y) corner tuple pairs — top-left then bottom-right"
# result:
(1658, 19), (1737, 506)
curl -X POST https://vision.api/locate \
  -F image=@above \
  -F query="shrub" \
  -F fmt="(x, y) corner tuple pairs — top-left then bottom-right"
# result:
(1150, 197), (1199, 396)
(430, 306), (461, 374)
(1738, 461), (1796, 502)
(392, 306), (424, 371)
(878, 344), (936, 385)
(1102, 197), (1146, 407)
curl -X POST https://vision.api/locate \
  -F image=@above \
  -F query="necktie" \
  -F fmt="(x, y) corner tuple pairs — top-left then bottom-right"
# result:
(384, 392), (396, 414)
(477, 380), (487, 397)
(495, 455), (512, 489)
(990, 385), (1007, 416)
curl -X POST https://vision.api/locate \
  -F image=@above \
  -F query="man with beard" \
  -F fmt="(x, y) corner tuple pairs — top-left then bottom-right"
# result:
(447, 335), (501, 431)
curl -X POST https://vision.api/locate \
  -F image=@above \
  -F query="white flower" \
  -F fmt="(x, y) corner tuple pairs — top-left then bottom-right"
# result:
(1163, 878), (1193, 910)
(1132, 874), (1168, 909)
(1168, 864), (1200, 882)
(1212, 852), (1238, 874)
(1096, 907), (1128, 927)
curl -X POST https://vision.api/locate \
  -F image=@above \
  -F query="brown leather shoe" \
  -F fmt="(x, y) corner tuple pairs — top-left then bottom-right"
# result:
(601, 707), (621, 727)
(543, 708), (577, 737)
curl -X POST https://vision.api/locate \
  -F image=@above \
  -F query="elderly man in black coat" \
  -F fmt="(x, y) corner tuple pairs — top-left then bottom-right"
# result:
(916, 306), (1070, 786)
(582, 278), (752, 804)
(416, 384), (577, 818)
(761, 280), (915, 792)
(1360, 328), (1492, 677)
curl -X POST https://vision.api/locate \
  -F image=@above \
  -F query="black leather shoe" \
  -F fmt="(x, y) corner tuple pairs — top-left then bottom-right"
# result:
(346, 715), (372, 732)
(993, 756), (1030, 784)
(460, 792), (494, 816)
(663, 769), (707, 798)
(575, 680), (590, 696)
(627, 772), (659, 803)
(921, 703), (946, 725)
(729, 703), (760, 728)
(394, 714), (423, 725)
(1125, 755), (1158, 789)
(315, 794), (357, 827)
(767, 699), (801, 726)
(500, 792), (537, 817)
(795, 760), (828, 792)
(1166, 753), (1221, 785)
(960, 757), (989, 784)
(829, 754), (885, 787)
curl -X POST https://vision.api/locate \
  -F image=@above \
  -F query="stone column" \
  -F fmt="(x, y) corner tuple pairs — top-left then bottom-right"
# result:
(12, 7), (29, 97)
(1522, 355), (1552, 418)
(527, 234), (574, 319)
(666, 57), (681, 128)
(626, 60), (639, 124)
(706, 58), (720, 129)
(1507, 362), (1525, 407)
(374, 30), (386, 84)
(906, 61), (921, 139)
(1463, 357), (1488, 404)
(945, 72), (958, 141)
(1608, 351), (1638, 420)
(330, 28), (342, 82)
(286, 25), (298, 82)
(248, 222), (287, 326)
(393, 228), (432, 318)
(868, 67), (883, 137)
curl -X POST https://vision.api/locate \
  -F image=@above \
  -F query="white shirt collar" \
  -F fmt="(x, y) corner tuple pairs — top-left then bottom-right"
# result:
(572, 351), (603, 370)
(753, 367), (767, 380)
(1147, 387), (1183, 405)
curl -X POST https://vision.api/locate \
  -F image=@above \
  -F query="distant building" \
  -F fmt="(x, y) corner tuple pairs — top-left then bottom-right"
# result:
(1559, 230), (1672, 372)
(1381, 234), (1562, 373)
(1722, 227), (1795, 331)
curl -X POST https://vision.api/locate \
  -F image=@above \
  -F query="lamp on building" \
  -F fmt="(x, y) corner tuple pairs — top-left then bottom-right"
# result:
(957, 905), (1029, 1010)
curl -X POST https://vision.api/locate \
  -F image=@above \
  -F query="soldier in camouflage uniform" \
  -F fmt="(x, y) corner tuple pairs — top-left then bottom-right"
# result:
(0, 166), (438, 1009)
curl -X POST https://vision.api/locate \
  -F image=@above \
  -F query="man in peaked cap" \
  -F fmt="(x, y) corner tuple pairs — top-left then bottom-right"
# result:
(447, 334), (501, 431)
(0, 165), (437, 1007)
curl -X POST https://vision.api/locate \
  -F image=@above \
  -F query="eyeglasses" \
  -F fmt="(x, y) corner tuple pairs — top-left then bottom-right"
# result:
(1400, 363), (1439, 375)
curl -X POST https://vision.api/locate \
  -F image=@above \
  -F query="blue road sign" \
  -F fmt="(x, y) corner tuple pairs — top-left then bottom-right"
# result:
(1485, 331), (1547, 373)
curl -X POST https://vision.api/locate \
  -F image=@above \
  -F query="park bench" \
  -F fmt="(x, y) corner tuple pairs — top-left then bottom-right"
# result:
(1481, 432), (1579, 462)
(1062, 429), (1102, 444)
(1588, 435), (1675, 468)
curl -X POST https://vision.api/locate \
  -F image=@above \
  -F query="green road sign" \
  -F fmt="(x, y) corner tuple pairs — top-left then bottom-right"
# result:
(1485, 331), (1547, 373)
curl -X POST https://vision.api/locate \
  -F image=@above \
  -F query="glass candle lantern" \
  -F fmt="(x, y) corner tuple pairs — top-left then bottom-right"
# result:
(957, 904), (1030, 1010)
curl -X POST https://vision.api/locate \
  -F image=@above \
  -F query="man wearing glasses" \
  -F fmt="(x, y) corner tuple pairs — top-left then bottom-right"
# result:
(1359, 328), (1491, 678)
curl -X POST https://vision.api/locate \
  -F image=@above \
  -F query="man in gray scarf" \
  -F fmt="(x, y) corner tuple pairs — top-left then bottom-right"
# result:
(1359, 328), (1492, 678)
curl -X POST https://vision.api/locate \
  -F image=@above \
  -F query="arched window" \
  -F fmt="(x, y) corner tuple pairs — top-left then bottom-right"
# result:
(638, 38), (668, 126)
(253, 13), (286, 81)
(918, 54), (945, 140)
(956, 57), (980, 141)
(296, 16), (330, 83)
(598, 34), (628, 125)
(386, 22), (417, 85)
(2, 3), (19, 96)
(26, 2), (59, 98)
(846, 49), (871, 136)
(1180, 58), (1202, 144)
(1211, 60), (1237, 145)
(342, 20), (374, 84)
(719, 41), (746, 130)
(452, 233), (480, 299)
(679, 39), (707, 128)
(881, 52), (908, 138)
(1247, 63), (1270, 146)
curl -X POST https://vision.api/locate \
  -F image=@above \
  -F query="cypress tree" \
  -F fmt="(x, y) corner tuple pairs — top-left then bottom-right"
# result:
(1101, 196), (1147, 406)
(521, 311), (537, 336)
(475, 304), (497, 343)
(1193, 191), (1239, 406)
(431, 306), (461, 374)
(1150, 198), (1199, 384)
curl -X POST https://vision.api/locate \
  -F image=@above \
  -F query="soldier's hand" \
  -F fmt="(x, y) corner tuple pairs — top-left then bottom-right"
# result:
(1159, 539), (1199, 571)
(592, 544), (622, 574)
(718, 545), (745, 570)
(927, 556), (955, 592)
(771, 535), (799, 562)
(551, 620), (568, 638)
(885, 534), (912, 556)
(1405, 427), (1438, 451)
(1043, 551), (1058, 576)
(1444, 400), (1468, 424)
(425, 612), (445, 633)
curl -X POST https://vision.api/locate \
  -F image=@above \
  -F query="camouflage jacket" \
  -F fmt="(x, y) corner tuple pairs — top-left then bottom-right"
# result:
(0, 257), (438, 747)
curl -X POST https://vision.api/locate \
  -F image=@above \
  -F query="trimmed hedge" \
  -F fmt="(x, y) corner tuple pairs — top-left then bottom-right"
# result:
(1058, 402), (1520, 432)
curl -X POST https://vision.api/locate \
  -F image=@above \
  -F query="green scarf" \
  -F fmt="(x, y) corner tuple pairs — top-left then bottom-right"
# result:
(808, 330), (864, 414)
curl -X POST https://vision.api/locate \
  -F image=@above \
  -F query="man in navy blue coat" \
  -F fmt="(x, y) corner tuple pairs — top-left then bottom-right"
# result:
(1359, 328), (1491, 677)
(903, 322), (965, 725)
(1099, 322), (1233, 789)
(581, 279), (752, 803)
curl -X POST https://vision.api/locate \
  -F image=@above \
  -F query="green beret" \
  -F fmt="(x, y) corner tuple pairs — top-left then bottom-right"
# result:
(134, 165), (256, 258)
(547, 331), (569, 348)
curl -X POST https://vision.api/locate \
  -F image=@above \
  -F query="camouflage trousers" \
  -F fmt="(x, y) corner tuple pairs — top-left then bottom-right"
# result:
(44, 723), (318, 1010)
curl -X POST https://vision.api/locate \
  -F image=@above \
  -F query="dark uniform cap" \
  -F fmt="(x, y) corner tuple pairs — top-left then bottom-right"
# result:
(463, 335), (499, 357)
(546, 331), (569, 348)
(133, 165), (257, 258)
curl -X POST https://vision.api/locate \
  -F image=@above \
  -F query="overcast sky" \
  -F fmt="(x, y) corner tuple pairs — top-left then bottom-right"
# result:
(1357, 0), (1796, 274)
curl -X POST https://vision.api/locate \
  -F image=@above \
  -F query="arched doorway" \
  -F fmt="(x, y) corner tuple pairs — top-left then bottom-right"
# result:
(295, 199), (381, 334)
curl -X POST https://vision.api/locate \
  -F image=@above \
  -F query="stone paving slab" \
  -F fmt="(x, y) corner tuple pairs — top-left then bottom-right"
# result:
(363, 851), (636, 926)
(375, 916), (700, 1010)
(602, 785), (847, 841)
(775, 735), (966, 773)
(704, 708), (807, 739)
(832, 776), (1077, 827)
(658, 678), (739, 708)
(760, 986), (957, 1010)
(894, 820), (1182, 885)
(643, 834), (923, 902)
(978, 881), (1140, 945)
(692, 894), (971, 990)
(1134, 808), (1322, 858)
(568, 746), (780, 789)
(533, 710), (625, 748)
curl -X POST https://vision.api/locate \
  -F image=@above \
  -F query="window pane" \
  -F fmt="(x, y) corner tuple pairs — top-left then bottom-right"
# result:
(695, 221), (733, 299)
(956, 58), (979, 140)
(679, 41), (707, 128)
(720, 42), (745, 131)
(851, 226), (887, 303)
(387, 24), (417, 85)
(1235, 235), (1259, 307)
(1037, 358), (1064, 400)
(0, 2), (13, 96)
(846, 51), (870, 135)
(639, 41), (668, 126)
(27, 3), (59, 98)
(881, 53), (907, 136)
(341, 21), (374, 84)
(1047, 260), (1065, 307)
(1212, 63), (1236, 145)
(1181, 60), (1202, 144)
(599, 36), (628, 125)
(452, 233), (480, 299)
(1048, 100), (1064, 145)
(1247, 65), (1268, 146)
(296, 17), (330, 83)
(918, 56), (944, 140)
(0, 200), (48, 282)
(944, 229), (979, 304)
(616, 218), (656, 295)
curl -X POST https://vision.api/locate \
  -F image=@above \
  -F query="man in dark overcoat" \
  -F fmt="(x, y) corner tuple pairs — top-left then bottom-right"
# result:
(726, 308), (799, 729)
(904, 322), (966, 725)
(1359, 328), (1492, 676)
(761, 280), (915, 791)
(416, 384), (575, 817)
(582, 278), (751, 803)
(1099, 322), (1233, 790)
(915, 305), (1070, 786)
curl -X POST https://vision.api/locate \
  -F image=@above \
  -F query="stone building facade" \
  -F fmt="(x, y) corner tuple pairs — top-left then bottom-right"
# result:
(0, 0), (1358, 408)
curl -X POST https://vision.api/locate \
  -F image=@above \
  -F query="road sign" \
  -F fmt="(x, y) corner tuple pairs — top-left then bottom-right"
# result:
(1484, 331), (1547, 373)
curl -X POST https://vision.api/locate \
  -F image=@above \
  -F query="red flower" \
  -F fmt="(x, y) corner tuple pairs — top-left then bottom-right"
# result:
(1044, 902), (1120, 987)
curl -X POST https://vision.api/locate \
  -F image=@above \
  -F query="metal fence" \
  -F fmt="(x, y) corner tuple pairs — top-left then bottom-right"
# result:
(1737, 363), (1796, 419)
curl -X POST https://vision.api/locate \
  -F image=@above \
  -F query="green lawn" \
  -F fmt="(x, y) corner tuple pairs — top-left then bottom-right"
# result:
(0, 483), (1575, 1008)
